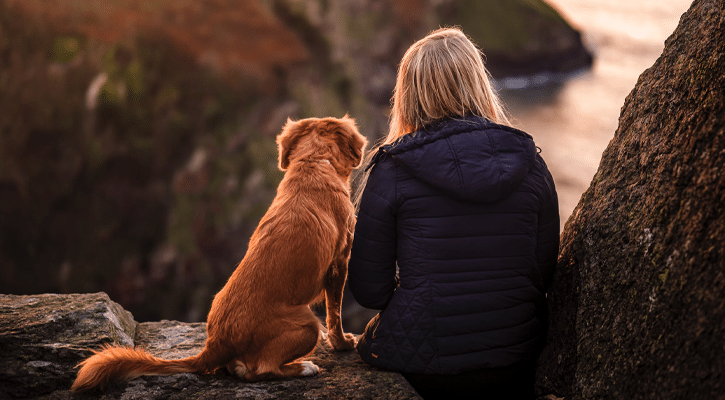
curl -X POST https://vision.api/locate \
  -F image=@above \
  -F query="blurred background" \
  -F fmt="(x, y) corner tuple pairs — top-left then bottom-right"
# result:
(0, 0), (691, 333)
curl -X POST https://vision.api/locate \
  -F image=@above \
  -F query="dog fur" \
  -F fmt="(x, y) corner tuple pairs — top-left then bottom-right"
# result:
(71, 115), (367, 392)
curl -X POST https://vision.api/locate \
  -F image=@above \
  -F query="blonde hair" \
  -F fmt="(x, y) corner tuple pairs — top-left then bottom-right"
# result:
(353, 27), (510, 208)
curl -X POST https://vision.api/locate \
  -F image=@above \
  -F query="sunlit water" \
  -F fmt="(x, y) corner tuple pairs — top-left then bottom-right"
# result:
(499, 0), (693, 229)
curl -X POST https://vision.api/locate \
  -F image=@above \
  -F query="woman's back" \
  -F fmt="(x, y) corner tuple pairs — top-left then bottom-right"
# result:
(348, 27), (560, 399)
(349, 116), (559, 375)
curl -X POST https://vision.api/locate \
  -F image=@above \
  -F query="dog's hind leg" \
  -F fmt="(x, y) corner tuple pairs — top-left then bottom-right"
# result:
(232, 312), (321, 381)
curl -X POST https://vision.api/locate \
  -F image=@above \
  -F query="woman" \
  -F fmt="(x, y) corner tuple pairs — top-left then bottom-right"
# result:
(348, 28), (559, 399)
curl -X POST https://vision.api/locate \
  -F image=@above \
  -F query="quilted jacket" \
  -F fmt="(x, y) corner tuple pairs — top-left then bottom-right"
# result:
(348, 115), (559, 375)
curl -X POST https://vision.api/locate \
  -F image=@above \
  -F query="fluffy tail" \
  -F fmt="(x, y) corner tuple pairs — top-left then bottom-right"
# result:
(70, 344), (221, 393)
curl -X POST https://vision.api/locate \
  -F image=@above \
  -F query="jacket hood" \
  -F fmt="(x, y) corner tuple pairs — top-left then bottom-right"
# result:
(371, 116), (537, 203)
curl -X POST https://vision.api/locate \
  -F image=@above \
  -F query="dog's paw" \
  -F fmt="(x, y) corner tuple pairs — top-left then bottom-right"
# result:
(331, 333), (358, 351)
(228, 359), (249, 379)
(300, 361), (320, 377)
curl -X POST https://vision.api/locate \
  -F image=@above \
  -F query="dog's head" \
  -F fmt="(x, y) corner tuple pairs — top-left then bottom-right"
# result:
(277, 115), (367, 178)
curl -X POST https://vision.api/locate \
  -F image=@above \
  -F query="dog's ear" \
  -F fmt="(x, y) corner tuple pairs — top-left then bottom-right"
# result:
(338, 115), (367, 168)
(277, 118), (306, 171)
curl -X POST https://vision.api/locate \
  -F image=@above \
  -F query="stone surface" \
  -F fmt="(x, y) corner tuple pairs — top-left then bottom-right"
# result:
(0, 293), (420, 399)
(0, 293), (136, 398)
(535, 0), (725, 399)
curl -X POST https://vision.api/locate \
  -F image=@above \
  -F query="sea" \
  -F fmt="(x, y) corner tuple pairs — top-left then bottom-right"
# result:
(499, 0), (694, 229)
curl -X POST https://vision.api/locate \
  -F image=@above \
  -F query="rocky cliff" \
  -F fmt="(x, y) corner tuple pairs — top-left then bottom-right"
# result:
(0, 0), (591, 329)
(535, 0), (725, 398)
(0, 293), (420, 399)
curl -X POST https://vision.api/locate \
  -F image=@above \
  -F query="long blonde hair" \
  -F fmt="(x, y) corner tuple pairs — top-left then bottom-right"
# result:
(353, 27), (511, 209)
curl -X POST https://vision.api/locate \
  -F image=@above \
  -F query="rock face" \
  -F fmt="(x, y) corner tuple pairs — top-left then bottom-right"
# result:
(0, 293), (420, 399)
(535, 0), (725, 399)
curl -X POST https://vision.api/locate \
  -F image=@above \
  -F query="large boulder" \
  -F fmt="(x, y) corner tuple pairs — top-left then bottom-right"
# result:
(536, 0), (725, 398)
(0, 293), (136, 397)
(0, 293), (419, 399)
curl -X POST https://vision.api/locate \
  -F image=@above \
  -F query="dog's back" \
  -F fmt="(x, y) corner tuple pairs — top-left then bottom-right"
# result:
(210, 158), (351, 327)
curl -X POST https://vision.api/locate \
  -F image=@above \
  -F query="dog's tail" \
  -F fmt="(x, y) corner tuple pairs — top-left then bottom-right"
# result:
(70, 343), (225, 393)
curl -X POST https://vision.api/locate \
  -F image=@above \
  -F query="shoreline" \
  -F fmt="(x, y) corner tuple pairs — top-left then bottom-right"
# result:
(486, 33), (594, 90)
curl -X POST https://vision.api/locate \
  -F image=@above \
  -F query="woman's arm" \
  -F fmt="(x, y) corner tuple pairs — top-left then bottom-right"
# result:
(536, 156), (560, 290)
(348, 160), (398, 310)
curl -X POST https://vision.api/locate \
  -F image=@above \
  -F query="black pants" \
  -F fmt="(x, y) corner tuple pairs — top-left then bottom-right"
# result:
(402, 359), (536, 400)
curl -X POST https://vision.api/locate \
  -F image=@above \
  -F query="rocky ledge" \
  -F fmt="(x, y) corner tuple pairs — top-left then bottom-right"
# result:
(0, 293), (420, 399)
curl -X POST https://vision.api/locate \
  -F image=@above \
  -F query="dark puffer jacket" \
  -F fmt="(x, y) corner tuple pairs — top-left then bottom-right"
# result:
(349, 115), (559, 375)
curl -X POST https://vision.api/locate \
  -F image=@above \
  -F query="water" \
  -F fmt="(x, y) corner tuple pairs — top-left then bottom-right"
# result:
(500, 0), (693, 228)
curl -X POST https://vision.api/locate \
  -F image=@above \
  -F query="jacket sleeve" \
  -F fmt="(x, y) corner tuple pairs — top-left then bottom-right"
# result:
(348, 159), (398, 310)
(536, 156), (560, 291)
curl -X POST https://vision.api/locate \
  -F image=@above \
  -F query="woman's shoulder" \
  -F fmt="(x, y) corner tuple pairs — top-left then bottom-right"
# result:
(385, 115), (533, 154)
(359, 149), (398, 205)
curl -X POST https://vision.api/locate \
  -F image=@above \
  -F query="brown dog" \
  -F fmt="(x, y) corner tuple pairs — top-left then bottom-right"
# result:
(71, 115), (367, 392)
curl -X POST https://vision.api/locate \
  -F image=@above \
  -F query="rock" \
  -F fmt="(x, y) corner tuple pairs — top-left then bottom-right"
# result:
(438, 0), (593, 79)
(0, 293), (420, 399)
(535, 1), (725, 399)
(0, 293), (136, 398)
